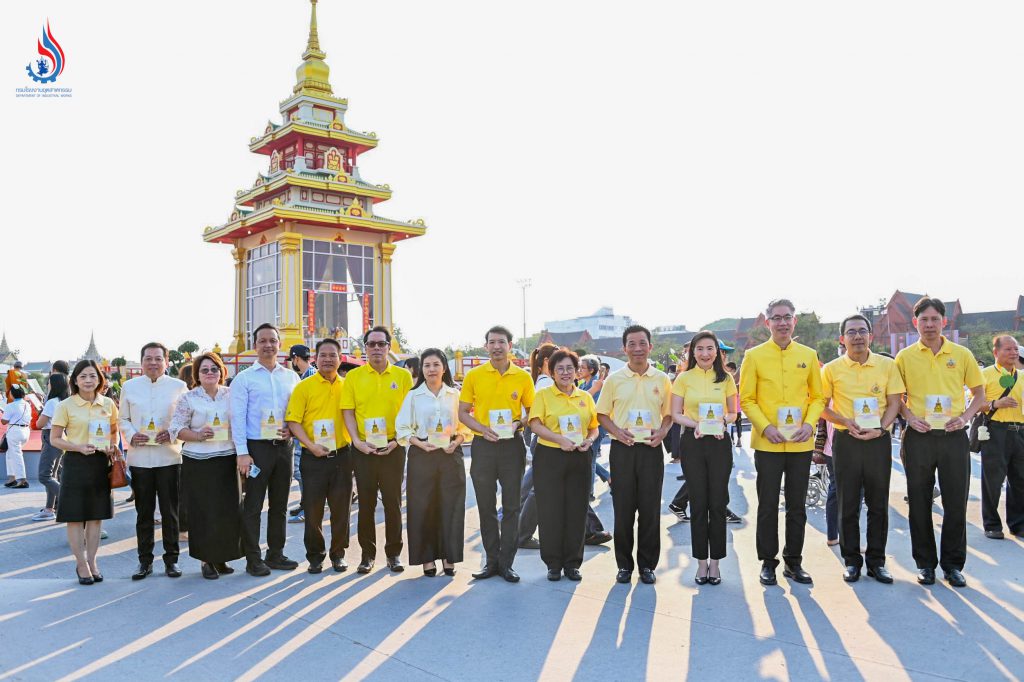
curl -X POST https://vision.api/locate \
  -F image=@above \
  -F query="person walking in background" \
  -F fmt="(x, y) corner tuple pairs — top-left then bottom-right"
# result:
(288, 344), (315, 524)
(32, 372), (71, 520)
(2, 386), (32, 488)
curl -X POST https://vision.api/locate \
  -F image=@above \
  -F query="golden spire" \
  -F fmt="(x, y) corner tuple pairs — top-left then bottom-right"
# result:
(295, 0), (333, 96)
(303, 0), (325, 59)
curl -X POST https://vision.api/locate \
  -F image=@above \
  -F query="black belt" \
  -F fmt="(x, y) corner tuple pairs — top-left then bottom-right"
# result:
(990, 421), (1024, 431)
(269, 438), (291, 446)
(9, 424), (29, 428)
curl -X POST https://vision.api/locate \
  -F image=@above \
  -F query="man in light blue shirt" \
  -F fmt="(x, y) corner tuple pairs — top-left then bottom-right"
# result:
(230, 323), (300, 576)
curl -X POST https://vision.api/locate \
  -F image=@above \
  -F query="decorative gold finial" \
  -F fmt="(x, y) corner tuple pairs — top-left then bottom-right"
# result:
(295, 0), (332, 95)
(303, 0), (324, 59)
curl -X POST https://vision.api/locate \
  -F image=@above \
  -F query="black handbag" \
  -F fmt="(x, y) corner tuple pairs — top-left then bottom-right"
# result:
(969, 371), (1016, 452)
(0, 434), (7, 453)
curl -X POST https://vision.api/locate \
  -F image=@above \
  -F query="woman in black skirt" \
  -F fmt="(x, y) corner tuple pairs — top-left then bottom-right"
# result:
(50, 360), (120, 585)
(169, 351), (242, 579)
(395, 349), (469, 576)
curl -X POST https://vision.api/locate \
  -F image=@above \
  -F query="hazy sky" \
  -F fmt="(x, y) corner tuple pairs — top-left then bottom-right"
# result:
(4, 1), (1023, 361)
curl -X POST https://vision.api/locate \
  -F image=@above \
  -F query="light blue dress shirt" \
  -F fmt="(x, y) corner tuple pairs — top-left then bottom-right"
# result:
(230, 361), (300, 455)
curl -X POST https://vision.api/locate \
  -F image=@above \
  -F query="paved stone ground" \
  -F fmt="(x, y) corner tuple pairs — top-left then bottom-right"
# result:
(0, 435), (1021, 681)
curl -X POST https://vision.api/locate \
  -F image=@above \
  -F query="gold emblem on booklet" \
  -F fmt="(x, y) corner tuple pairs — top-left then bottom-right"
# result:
(777, 407), (802, 441)
(853, 398), (881, 429)
(699, 403), (724, 437)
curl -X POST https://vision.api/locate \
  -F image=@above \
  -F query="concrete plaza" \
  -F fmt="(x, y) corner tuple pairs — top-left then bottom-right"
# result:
(0, 436), (1021, 681)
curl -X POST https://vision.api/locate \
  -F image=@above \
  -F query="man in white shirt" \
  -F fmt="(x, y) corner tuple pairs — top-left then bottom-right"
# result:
(119, 342), (188, 580)
(231, 323), (301, 577)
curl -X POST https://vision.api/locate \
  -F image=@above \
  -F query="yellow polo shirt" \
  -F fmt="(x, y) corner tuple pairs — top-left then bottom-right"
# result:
(52, 394), (119, 447)
(528, 385), (599, 447)
(671, 367), (737, 422)
(981, 364), (1023, 424)
(739, 339), (824, 452)
(339, 363), (412, 440)
(821, 352), (905, 431)
(595, 364), (672, 439)
(895, 337), (983, 422)
(458, 361), (535, 435)
(285, 371), (350, 449)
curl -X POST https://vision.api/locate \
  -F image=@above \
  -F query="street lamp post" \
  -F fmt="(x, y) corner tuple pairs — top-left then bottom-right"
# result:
(516, 279), (531, 344)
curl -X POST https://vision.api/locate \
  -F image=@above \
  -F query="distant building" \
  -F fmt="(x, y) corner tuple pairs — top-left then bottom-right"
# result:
(78, 333), (104, 364)
(0, 333), (18, 365)
(536, 329), (594, 349)
(544, 306), (634, 340)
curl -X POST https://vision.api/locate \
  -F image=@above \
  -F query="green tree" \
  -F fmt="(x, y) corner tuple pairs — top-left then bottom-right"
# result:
(392, 326), (408, 350)
(177, 341), (199, 357)
(701, 318), (739, 332)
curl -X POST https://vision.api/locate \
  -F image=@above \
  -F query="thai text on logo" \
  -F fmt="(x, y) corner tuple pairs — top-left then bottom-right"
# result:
(26, 20), (65, 84)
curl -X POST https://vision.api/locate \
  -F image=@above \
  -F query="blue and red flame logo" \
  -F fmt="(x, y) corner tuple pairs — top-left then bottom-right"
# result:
(26, 21), (65, 84)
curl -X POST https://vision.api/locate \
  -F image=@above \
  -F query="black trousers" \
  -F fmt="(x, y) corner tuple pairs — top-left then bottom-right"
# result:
(241, 440), (293, 562)
(130, 463), (180, 565)
(609, 440), (664, 571)
(903, 429), (969, 571)
(300, 446), (353, 564)
(980, 423), (1024, 534)
(406, 445), (466, 564)
(754, 450), (811, 568)
(353, 446), (406, 560)
(681, 429), (733, 560)
(470, 436), (526, 570)
(832, 430), (892, 569)
(533, 444), (590, 570)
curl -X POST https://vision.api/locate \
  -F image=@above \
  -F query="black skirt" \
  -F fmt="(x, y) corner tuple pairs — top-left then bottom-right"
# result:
(183, 455), (244, 563)
(56, 452), (113, 522)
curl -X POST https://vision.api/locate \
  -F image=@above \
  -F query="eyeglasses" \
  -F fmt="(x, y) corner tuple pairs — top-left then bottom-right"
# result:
(365, 341), (389, 349)
(554, 367), (576, 375)
(843, 329), (870, 337)
(768, 315), (794, 323)
(198, 367), (221, 374)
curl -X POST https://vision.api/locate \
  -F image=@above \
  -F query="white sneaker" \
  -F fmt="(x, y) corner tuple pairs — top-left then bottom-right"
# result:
(31, 510), (55, 522)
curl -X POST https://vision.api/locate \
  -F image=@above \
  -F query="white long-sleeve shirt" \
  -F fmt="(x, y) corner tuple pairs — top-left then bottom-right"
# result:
(119, 374), (188, 468)
(395, 382), (471, 446)
(229, 361), (299, 455)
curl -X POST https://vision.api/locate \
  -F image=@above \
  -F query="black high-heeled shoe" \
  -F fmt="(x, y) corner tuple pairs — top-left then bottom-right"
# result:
(91, 571), (104, 583)
(443, 567), (456, 577)
(76, 569), (94, 585)
(423, 564), (437, 577)
(708, 562), (721, 585)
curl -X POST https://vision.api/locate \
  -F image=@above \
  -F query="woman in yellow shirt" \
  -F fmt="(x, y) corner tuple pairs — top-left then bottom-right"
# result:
(50, 360), (120, 585)
(670, 331), (738, 586)
(528, 349), (599, 581)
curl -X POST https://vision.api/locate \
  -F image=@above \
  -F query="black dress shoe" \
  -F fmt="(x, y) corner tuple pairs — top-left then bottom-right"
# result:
(76, 569), (94, 585)
(917, 568), (936, 585)
(387, 557), (404, 572)
(759, 563), (777, 586)
(472, 564), (498, 580)
(639, 568), (656, 584)
(424, 566), (438, 577)
(615, 568), (632, 583)
(215, 563), (235, 575)
(265, 555), (299, 571)
(246, 560), (271, 577)
(944, 569), (967, 588)
(165, 562), (183, 578)
(357, 559), (374, 574)
(132, 563), (153, 581)
(307, 563), (323, 574)
(708, 574), (721, 586)
(443, 567), (456, 577)
(519, 537), (541, 550)
(783, 565), (812, 584)
(565, 568), (582, 581)
(843, 566), (861, 583)
(547, 568), (562, 581)
(502, 568), (520, 583)
(584, 531), (612, 545)
(984, 529), (1004, 540)
(202, 563), (219, 579)
(866, 565), (893, 584)
(331, 558), (348, 573)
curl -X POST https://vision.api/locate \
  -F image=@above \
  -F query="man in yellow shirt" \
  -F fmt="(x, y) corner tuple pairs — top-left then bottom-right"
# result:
(821, 314), (905, 584)
(739, 298), (823, 586)
(895, 297), (985, 588)
(977, 334), (1024, 540)
(286, 339), (352, 574)
(341, 326), (413, 574)
(458, 325), (535, 582)
(596, 325), (672, 585)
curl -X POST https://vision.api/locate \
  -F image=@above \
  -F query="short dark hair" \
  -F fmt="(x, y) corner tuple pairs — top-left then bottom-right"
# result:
(913, 297), (945, 318)
(140, 342), (169, 361)
(600, 362), (610, 371)
(621, 324), (651, 347)
(485, 325), (513, 344)
(993, 334), (1017, 350)
(725, 361), (737, 371)
(363, 325), (391, 344)
(548, 348), (580, 375)
(252, 323), (280, 346)
(840, 314), (872, 335)
(315, 338), (342, 354)
(10, 385), (25, 400)
(766, 298), (796, 315)
(70, 360), (108, 396)
(51, 360), (70, 375)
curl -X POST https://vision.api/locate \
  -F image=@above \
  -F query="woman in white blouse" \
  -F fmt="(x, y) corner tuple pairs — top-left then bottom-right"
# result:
(2, 386), (32, 488)
(169, 352), (243, 579)
(395, 349), (470, 577)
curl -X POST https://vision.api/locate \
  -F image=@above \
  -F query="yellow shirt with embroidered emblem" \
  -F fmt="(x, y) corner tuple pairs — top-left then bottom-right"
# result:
(286, 371), (350, 449)
(458, 361), (535, 435)
(52, 394), (119, 446)
(821, 352), (905, 431)
(894, 337), (983, 421)
(981, 364), (1023, 424)
(671, 366), (737, 422)
(528, 384), (599, 447)
(339, 363), (412, 440)
(739, 339), (824, 452)
(595, 364), (672, 439)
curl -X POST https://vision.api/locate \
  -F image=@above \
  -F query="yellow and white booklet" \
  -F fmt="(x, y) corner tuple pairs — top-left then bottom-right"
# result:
(627, 409), (653, 443)
(777, 407), (802, 441)
(313, 419), (335, 450)
(699, 403), (724, 437)
(365, 417), (388, 449)
(559, 414), (583, 446)
(141, 415), (160, 445)
(853, 397), (881, 429)
(925, 394), (952, 430)
(209, 410), (230, 442)
(489, 409), (515, 439)
(260, 408), (283, 440)
(88, 419), (110, 449)
(427, 417), (451, 449)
